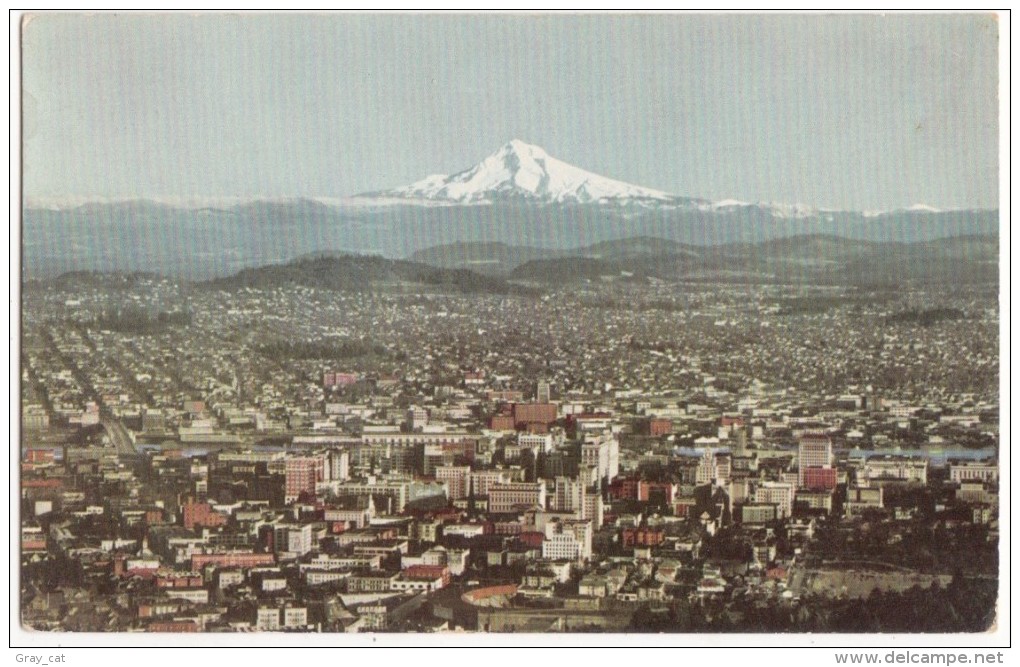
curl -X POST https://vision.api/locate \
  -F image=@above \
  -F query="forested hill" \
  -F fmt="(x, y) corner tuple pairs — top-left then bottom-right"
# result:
(199, 254), (536, 295)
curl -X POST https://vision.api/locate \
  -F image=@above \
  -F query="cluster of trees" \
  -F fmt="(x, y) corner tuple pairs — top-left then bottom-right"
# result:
(773, 295), (873, 315)
(204, 254), (532, 296)
(255, 339), (387, 361)
(94, 306), (191, 334)
(886, 307), (966, 326)
(629, 575), (997, 633)
(809, 521), (997, 576)
(824, 577), (997, 633)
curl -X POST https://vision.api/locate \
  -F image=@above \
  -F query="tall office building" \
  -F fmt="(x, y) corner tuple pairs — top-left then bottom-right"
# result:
(798, 434), (833, 488)
(285, 454), (329, 502)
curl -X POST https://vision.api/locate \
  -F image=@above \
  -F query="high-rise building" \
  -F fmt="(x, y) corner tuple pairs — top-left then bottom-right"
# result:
(580, 490), (604, 527)
(518, 432), (554, 454)
(551, 476), (582, 512)
(274, 523), (313, 556)
(541, 519), (593, 562)
(407, 406), (429, 431)
(536, 380), (551, 403)
(470, 470), (512, 497)
(581, 435), (619, 487)
(754, 481), (795, 518)
(798, 435), (833, 488)
(436, 465), (471, 500)
(696, 448), (731, 487)
(734, 428), (748, 456)
(285, 454), (329, 502)
(328, 449), (350, 482)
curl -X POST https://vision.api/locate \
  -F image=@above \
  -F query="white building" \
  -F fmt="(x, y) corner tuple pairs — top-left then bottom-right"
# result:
(274, 523), (313, 557)
(798, 435), (833, 488)
(489, 482), (546, 513)
(256, 607), (281, 631)
(550, 476), (604, 528)
(551, 476), (583, 513)
(518, 432), (554, 454)
(858, 456), (928, 486)
(696, 448), (731, 487)
(542, 528), (587, 563)
(949, 460), (998, 484)
(283, 607), (308, 629)
(754, 481), (795, 519)
(470, 470), (512, 497)
(581, 435), (619, 486)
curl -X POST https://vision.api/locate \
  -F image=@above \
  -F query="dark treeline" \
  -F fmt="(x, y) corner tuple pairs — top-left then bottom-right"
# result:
(94, 306), (192, 334)
(255, 339), (388, 361)
(202, 255), (539, 297)
(629, 575), (996, 633)
(886, 308), (966, 326)
(773, 293), (892, 316)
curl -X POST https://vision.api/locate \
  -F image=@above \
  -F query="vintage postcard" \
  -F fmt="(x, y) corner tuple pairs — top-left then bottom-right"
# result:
(13, 12), (1007, 653)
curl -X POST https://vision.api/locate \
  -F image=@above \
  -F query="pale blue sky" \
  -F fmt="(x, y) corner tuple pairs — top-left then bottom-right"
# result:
(22, 13), (1000, 210)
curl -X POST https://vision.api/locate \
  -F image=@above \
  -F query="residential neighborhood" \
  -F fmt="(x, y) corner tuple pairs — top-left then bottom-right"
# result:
(19, 276), (999, 633)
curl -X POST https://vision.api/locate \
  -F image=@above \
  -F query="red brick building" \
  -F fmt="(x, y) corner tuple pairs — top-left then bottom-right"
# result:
(511, 403), (557, 427)
(609, 477), (640, 500)
(608, 477), (675, 503)
(405, 564), (451, 588)
(24, 449), (55, 465)
(801, 467), (838, 491)
(182, 500), (227, 531)
(493, 521), (523, 536)
(488, 414), (516, 431)
(147, 621), (199, 632)
(621, 527), (666, 548)
(645, 418), (674, 437)
(517, 531), (545, 549)
(155, 570), (204, 588)
(191, 551), (275, 571)
(285, 454), (328, 502)
(21, 478), (63, 492)
(639, 481), (677, 504)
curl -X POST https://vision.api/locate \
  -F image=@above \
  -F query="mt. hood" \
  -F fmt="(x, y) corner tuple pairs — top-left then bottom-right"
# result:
(367, 139), (678, 205)
(23, 140), (998, 279)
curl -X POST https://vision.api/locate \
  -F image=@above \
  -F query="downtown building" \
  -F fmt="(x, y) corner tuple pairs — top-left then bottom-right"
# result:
(797, 434), (833, 489)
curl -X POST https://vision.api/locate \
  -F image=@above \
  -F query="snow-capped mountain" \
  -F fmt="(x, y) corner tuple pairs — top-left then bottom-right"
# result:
(366, 139), (679, 205)
(863, 203), (945, 218)
(22, 139), (998, 280)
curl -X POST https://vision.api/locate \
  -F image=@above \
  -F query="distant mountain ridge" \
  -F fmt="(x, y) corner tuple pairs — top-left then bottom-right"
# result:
(200, 254), (534, 296)
(412, 233), (999, 287)
(28, 232), (997, 291)
(357, 140), (978, 221)
(23, 141), (998, 280)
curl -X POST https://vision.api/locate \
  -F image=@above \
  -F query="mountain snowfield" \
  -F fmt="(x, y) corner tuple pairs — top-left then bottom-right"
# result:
(26, 140), (953, 219)
(368, 139), (678, 205)
(360, 139), (949, 219)
(22, 139), (996, 279)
